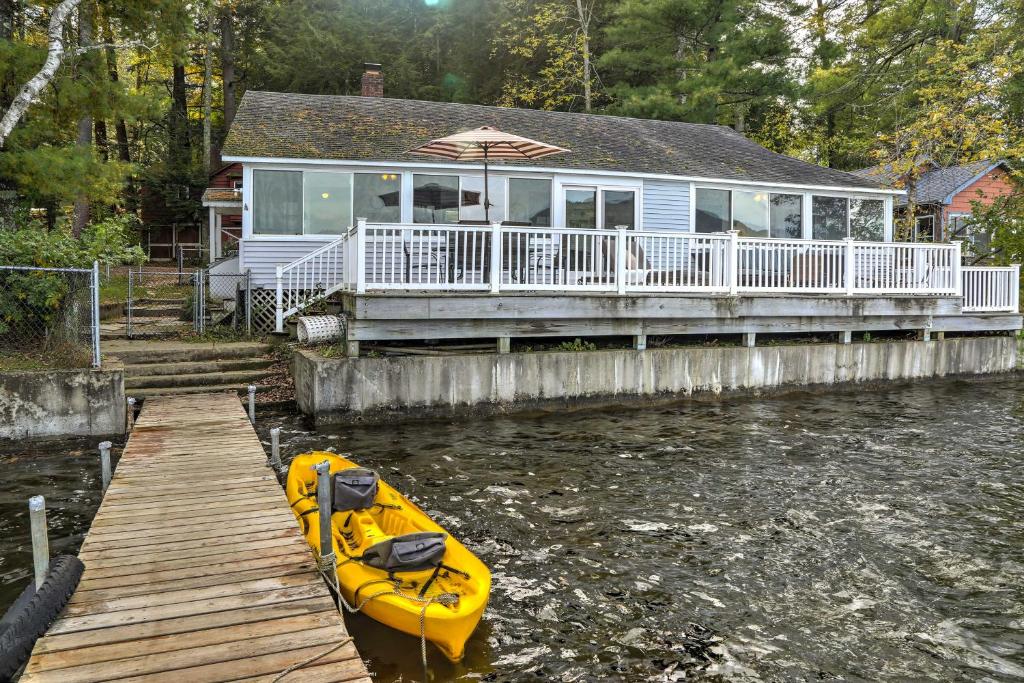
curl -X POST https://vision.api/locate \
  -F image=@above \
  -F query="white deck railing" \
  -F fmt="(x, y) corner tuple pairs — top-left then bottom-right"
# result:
(273, 220), (1018, 331)
(962, 265), (1020, 313)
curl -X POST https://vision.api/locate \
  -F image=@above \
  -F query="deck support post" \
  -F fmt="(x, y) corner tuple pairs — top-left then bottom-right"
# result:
(312, 461), (336, 572)
(633, 334), (647, 351)
(98, 441), (112, 492)
(918, 328), (931, 342)
(840, 330), (852, 345)
(935, 331), (945, 341)
(743, 332), (756, 348)
(496, 336), (511, 354)
(28, 496), (48, 589)
(345, 340), (359, 357)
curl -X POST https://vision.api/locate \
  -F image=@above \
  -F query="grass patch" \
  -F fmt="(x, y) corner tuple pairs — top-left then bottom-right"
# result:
(0, 346), (93, 371)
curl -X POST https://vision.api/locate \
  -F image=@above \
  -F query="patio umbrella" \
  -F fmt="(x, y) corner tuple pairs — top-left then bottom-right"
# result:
(408, 126), (569, 222)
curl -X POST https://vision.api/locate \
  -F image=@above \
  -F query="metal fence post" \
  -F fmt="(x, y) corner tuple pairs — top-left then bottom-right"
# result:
(28, 496), (49, 588)
(91, 260), (101, 368)
(126, 270), (133, 339)
(98, 441), (112, 492)
(245, 271), (252, 336)
(312, 460), (336, 571)
(247, 385), (256, 424)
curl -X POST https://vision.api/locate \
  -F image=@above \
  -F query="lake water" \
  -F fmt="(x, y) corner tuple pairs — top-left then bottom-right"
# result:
(2, 377), (1022, 681)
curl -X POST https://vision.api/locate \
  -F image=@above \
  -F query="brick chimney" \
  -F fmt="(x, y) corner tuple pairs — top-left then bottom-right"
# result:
(361, 63), (383, 98)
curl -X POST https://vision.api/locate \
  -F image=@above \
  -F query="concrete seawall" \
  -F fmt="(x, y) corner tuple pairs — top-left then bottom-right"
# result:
(293, 336), (1019, 424)
(0, 366), (126, 439)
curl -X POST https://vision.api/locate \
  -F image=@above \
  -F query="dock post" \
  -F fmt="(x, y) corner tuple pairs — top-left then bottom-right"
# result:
(269, 427), (283, 471)
(125, 397), (136, 432)
(496, 336), (511, 354)
(247, 385), (256, 424)
(98, 441), (112, 492)
(28, 496), (49, 588)
(312, 461), (336, 572)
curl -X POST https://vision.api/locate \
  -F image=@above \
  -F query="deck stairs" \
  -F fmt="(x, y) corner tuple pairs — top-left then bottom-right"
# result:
(104, 340), (276, 398)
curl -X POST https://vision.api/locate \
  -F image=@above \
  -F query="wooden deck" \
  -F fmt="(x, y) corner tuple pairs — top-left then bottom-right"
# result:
(20, 393), (370, 683)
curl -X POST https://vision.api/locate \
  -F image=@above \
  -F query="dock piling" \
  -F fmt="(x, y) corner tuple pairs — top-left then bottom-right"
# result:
(247, 385), (256, 424)
(126, 397), (136, 432)
(269, 426), (283, 471)
(98, 440), (112, 492)
(28, 495), (49, 588)
(312, 460), (336, 572)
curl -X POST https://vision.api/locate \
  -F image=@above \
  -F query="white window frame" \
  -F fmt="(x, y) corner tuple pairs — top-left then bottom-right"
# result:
(560, 184), (641, 230)
(914, 214), (936, 242)
(504, 175), (554, 226)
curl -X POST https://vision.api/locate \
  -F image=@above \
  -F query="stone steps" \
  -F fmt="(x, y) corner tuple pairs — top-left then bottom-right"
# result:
(123, 357), (274, 377)
(128, 383), (276, 398)
(105, 341), (272, 364)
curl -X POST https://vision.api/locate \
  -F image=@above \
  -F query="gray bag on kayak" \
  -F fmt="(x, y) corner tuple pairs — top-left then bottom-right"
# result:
(362, 532), (448, 572)
(332, 468), (379, 512)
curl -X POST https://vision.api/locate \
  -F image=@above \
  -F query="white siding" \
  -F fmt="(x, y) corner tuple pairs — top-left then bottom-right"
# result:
(642, 180), (691, 232)
(241, 237), (338, 288)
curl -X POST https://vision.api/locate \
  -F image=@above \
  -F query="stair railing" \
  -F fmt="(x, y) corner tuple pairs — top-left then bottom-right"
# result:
(275, 221), (359, 332)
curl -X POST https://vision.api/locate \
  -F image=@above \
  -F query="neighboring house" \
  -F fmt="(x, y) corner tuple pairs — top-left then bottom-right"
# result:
(201, 162), (243, 261)
(852, 159), (1018, 251)
(220, 66), (900, 289)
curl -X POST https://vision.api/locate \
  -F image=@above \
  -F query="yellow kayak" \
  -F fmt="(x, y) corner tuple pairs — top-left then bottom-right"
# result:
(286, 452), (490, 662)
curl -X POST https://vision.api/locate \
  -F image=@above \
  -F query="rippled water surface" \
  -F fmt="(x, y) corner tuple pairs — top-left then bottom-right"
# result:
(258, 378), (1024, 682)
(0, 439), (121, 611)
(1, 377), (1022, 682)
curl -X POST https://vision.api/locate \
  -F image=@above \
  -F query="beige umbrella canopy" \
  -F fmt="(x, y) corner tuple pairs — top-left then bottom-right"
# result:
(408, 126), (569, 222)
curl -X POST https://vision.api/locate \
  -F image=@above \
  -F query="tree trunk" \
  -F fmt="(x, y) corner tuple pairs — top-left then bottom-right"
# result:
(220, 6), (236, 131)
(94, 119), (108, 161)
(0, 0), (14, 40)
(170, 62), (189, 168)
(202, 1), (214, 174)
(72, 0), (94, 238)
(0, 0), (84, 148)
(103, 16), (130, 163)
(575, 0), (591, 112)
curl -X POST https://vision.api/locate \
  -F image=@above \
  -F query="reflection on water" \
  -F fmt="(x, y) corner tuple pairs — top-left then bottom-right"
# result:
(257, 378), (1024, 682)
(0, 438), (121, 611)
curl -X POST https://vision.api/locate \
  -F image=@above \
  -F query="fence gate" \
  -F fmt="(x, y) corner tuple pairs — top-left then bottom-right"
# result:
(126, 269), (201, 339)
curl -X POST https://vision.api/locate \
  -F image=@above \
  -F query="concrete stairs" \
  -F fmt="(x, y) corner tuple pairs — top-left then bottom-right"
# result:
(104, 340), (277, 398)
(101, 297), (193, 340)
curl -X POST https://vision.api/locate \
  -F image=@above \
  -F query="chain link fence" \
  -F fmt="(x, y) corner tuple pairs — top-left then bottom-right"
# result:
(0, 264), (100, 368)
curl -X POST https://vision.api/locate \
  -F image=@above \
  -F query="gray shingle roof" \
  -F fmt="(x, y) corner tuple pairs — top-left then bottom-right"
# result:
(851, 159), (1002, 205)
(223, 91), (887, 191)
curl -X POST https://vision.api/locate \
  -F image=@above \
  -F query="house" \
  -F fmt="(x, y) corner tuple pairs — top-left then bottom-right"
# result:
(201, 162), (243, 261)
(852, 159), (1018, 251)
(218, 66), (1019, 347)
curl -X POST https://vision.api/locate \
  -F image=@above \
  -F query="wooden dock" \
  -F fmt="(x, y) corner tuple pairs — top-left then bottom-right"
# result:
(20, 393), (370, 683)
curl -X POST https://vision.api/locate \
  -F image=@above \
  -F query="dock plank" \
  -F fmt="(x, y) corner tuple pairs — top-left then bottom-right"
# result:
(21, 393), (368, 683)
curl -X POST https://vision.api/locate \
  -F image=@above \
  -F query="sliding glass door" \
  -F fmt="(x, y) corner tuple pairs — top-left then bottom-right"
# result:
(563, 186), (637, 229)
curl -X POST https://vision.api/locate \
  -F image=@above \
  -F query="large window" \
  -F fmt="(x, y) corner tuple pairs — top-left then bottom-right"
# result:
(354, 173), (401, 223)
(413, 174), (460, 223)
(303, 172), (351, 236)
(253, 170), (302, 235)
(695, 188), (730, 233)
(253, 169), (402, 235)
(507, 178), (551, 226)
(769, 194), (802, 238)
(604, 190), (635, 229)
(565, 188), (597, 228)
(849, 198), (884, 241)
(733, 190), (769, 237)
(811, 196), (848, 240)
(564, 186), (637, 229)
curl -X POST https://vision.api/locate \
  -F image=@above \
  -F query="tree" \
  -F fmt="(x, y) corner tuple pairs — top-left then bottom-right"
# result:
(598, 0), (797, 131)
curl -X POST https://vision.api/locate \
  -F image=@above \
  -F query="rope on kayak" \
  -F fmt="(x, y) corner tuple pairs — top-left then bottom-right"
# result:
(271, 636), (353, 682)
(314, 549), (459, 675)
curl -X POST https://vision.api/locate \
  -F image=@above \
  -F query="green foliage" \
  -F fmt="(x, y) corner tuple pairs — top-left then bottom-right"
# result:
(979, 193), (1024, 264)
(555, 337), (597, 352)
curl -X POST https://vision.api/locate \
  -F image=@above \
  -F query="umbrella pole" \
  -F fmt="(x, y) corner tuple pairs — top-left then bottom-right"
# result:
(483, 145), (490, 223)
